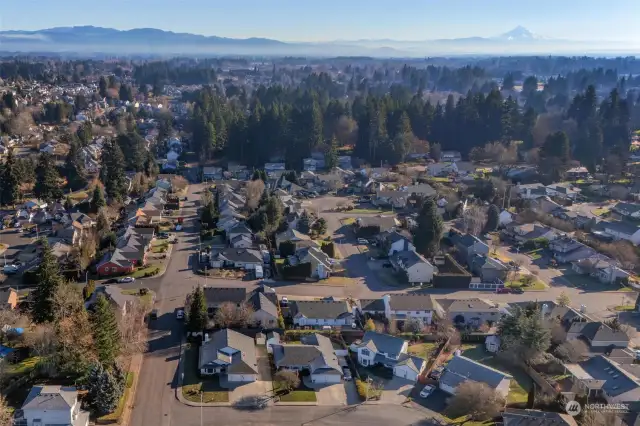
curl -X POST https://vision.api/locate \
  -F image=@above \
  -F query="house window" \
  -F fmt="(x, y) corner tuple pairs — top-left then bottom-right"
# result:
(361, 349), (370, 356)
(206, 368), (214, 374)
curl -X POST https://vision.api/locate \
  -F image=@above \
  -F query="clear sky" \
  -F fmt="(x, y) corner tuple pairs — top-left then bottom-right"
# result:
(1, 0), (638, 42)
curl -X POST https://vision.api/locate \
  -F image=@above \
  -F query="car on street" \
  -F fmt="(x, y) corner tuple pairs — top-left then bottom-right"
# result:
(428, 366), (444, 379)
(117, 277), (136, 283)
(280, 296), (289, 307)
(496, 287), (510, 294)
(419, 385), (435, 398)
(342, 367), (352, 381)
(176, 309), (185, 320)
(150, 309), (158, 320)
(3, 265), (19, 275)
(512, 287), (524, 294)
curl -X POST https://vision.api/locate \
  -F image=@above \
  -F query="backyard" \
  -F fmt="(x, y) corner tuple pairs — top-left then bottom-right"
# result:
(460, 344), (531, 405)
(182, 345), (229, 403)
(407, 342), (439, 359)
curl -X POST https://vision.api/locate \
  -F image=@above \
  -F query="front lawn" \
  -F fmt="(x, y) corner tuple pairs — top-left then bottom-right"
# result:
(275, 382), (318, 402)
(593, 207), (610, 216)
(349, 208), (394, 215)
(320, 276), (355, 286)
(152, 240), (169, 253)
(505, 277), (547, 291)
(121, 289), (154, 306)
(130, 265), (161, 278)
(459, 345), (532, 405)
(525, 249), (542, 260)
(340, 217), (356, 226)
(614, 305), (636, 311)
(6, 356), (41, 376)
(182, 345), (229, 403)
(407, 342), (438, 359)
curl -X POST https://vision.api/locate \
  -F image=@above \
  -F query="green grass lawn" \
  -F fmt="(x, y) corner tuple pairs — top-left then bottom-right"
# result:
(525, 249), (542, 260)
(121, 289), (154, 306)
(614, 305), (636, 311)
(618, 286), (636, 292)
(130, 265), (161, 278)
(505, 277), (547, 291)
(429, 177), (452, 183)
(182, 346), (229, 403)
(6, 356), (41, 376)
(340, 217), (356, 226)
(407, 342), (438, 359)
(460, 345), (532, 405)
(152, 240), (169, 253)
(275, 382), (318, 402)
(593, 207), (610, 216)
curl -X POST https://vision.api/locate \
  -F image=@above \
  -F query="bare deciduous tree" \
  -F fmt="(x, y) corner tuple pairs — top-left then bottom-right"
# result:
(446, 381), (505, 422)
(0, 394), (12, 426)
(553, 340), (588, 363)
(9, 110), (35, 137)
(171, 176), (189, 192)
(23, 324), (57, 357)
(214, 302), (237, 328)
(245, 179), (265, 210)
(236, 302), (255, 327)
(462, 205), (487, 236)
(52, 283), (86, 321)
(119, 300), (149, 356)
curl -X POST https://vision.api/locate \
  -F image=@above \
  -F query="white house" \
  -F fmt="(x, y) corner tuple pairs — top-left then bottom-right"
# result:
(18, 385), (89, 426)
(390, 250), (434, 285)
(209, 249), (263, 270)
(612, 202), (640, 219)
(289, 300), (354, 327)
(199, 329), (258, 382)
(595, 221), (640, 245)
(351, 331), (427, 381)
(546, 183), (581, 200)
(382, 294), (442, 325)
(439, 355), (512, 399)
(384, 231), (415, 256)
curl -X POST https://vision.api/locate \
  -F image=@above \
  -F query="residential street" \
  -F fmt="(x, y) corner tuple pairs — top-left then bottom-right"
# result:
(128, 185), (638, 426)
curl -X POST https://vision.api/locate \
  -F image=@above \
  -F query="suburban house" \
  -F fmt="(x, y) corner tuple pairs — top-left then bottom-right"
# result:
(202, 286), (279, 327)
(550, 236), (596, 263)
(99, 285), (138, 317)
(566, 321), (630, 349)
(389, 250), (435, 285)
(613, 202), (640, 219)
(438, 298), (505, 328)
(199, 329), (259, 382)
(356, 215), (400, 235)
(450, 232), (489, 266)
(427, 162), (457, 177)
(0, 287), (18, 310)
(351, 331), (427, 381)
(292, 246), (332, 279)
(470, 255), (510, 283)
(505, 222), (559, 243)
(502, 409), (578, 426)
(289, 300), (354, 327)
(276, 228), (313, 249)
(439, 355), (513, 399)
(265, 162), (286, 178)
(516, 183), (548, 200)
(572, 255), (630, 285)
(546, 183), (581, 200)
(374, 190), (409, 209)
(381, 294), (443, 325)
(357, 299), (386, 316)
(271, 333), (343, 384)
(209, 248), (263, 270)
(17, 385), (89, 426)
(381, 231), (415, 256)
(441, 151), (462, 162)
(563, 355), (640, 408)
(592, 220), (640, 245)
(227, 223), (254, 248)
(96, 227), (154, 276)
(552, 208), (597, 229)
(202, 166), (223, 180)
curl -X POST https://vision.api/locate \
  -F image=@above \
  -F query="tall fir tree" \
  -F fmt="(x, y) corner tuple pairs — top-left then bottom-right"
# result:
(101, 140), (128, 201)
(91, 294), (122, 367)
(485, 204), (500, 233)
(88, 363), (125, 415)
(1, 150), (20, 206)
(325, 136), (339, 169)
(34, 153), (63, 204)
(31, 242), (63, 323)
(412, 197), (443, 257)
(187, 286), (208, 333)
(64, 139), (87, 190)
(91, 185), (107, 212)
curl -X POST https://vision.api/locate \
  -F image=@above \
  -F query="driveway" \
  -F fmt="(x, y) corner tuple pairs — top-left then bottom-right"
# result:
(314, 382), (347, 406)
(378, 377), (415, 404)
(227, 346), (273, 405)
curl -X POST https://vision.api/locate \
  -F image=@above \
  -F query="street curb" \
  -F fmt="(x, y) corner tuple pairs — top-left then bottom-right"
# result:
(119, 353), (143, 426)
(274, 401), (319, 406)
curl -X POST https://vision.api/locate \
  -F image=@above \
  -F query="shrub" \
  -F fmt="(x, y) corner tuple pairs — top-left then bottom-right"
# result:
(139, 288), (149, 295)
(355, 379), (381, 401)
(320, 242), (337, 258)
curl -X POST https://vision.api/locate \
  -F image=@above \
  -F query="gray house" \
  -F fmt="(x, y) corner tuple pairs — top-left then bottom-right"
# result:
(271, 333), (343, 384)
(438, 298), (505, 328)
(439, 355), (512, 398)
(470, 254), (510, 283)
(451, 232), (489, 266)
(566, 321), (629, 349)
(199, 329), (259, 382)
(550, 236), (596, 263)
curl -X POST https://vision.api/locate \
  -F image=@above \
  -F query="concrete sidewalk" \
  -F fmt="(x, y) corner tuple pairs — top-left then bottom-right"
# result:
(120, 353), (144, 426)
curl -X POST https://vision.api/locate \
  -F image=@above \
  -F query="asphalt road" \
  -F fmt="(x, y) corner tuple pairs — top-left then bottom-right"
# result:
(128, 187), (638, 426)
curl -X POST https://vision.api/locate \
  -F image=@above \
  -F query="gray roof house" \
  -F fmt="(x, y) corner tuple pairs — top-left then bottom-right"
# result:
(549, 236), (596, 263)
(439, 355), (513, 398)
(438, 298), (505, 328)
(199, 329), (259, 382)
(566, 321), (629, 349)
(19, 385), (89, 426)
(209, 248), (263, 269)
(358, 298), (386, 315)
(390, 250), (435, 285)
(289, 300), (354, 328)
(470, 254), (510, 283)
(450, 232), (489, 266)
(202, 286), (279, 328)
(564, 355), (640, 409)
(350, 331), (427, 381)
(272, 333), (343, 384)
(502, 409), (578, 426)
(382, 294), (443, 325)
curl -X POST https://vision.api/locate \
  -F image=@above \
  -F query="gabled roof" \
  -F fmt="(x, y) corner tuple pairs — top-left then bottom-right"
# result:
(391, 250), (431, 269)
(213, 248), (262, 264)
(0, 287), (17, 305)
(613, 202), (640, 215)
(228, 222), (253, 236)
(502, 409), (578, 426)
(290, 300), (352, 320)
(359, 298), (385, 312)
(567, 321), (629, 343)
(438, 298), (500, 314)
(272, 333), (341, 375)
(356, 215), (399, 232)
(358, 331), (406, 358)
(441, 355), (512, 390)
(387, 294), (436, 312)
(575, 355), (640, 400)
(203, 287), (247, 306)
(396, 353), (427, 374)
(22, 385), (77, 410)
(199, 329), (258, 374)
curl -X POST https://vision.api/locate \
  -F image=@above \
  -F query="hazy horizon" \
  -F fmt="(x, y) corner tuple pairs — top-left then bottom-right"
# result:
(1, 0), (639, 43)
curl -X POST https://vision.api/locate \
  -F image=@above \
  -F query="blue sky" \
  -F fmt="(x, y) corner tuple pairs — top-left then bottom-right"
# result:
(1, 0), (638, 42)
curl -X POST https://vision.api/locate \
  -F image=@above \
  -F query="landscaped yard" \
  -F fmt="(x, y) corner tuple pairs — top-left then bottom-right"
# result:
(5, 356), (41, 376)
(320, 276), (355, 286)
(340, 217), (356, 226)
(524, 249), (542, 260)
(489, 252), (511, 263)
(407, 342), (438, 359)
(614, 304), (636, 311)
(121, 289), (154, 306)
(593, 207), (610, 216)
(130, 265), (161, 278)
(460, 345), (532, 405)
(505, 276), (547, 291)
(182, 345), (229, 403)
(152, 240), (169, 253)
(275, 382), (318, 402)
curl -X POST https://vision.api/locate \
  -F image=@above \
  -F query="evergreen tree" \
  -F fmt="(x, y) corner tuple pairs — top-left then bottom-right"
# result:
(187, 286), (208, 333)
(298, 211), (311, 234)
(77, 121), (93, 145)
(101, 140), (128, 201)
(485, 204), (500, 233)
(91, 185), (106, 212)
(88, 363), (125, 415)
(64, 139), (87, 190)
(412, 197), (443, 257)
(1, 150), (20, 206)
(34, 153), (63, 204)
(325, 136), (339, 169)
(99, 76), (108, 98)
(91, 294), (122, 366)
(119, 84), (133, 102)
(31, 242), (63, 323)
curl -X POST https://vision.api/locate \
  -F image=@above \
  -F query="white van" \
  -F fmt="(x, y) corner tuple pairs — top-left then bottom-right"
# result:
(321, 326), (332, 331)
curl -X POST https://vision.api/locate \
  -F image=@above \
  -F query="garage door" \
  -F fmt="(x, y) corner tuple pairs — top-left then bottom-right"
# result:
(312, 375), (327, 383)
(228, 374), (256, 382)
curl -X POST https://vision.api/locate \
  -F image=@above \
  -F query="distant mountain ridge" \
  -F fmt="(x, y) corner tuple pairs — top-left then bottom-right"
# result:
(0, 25), (634, 57)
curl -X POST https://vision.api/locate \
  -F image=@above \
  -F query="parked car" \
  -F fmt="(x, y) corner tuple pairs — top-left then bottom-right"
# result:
(176, 309), (185, 320)
(342, 367), (352, 381)
(419, 385), (435, 398)
(496, 287), (510, 294)
(150, 309), (158, 320)
(357, 238), (369, 245)
(3, 265), (19, 275)
(429, 366), (444, 379)
(117, 277), (136, 283)
(280, 296), (289, 307)
(512, 287), (524, 294)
